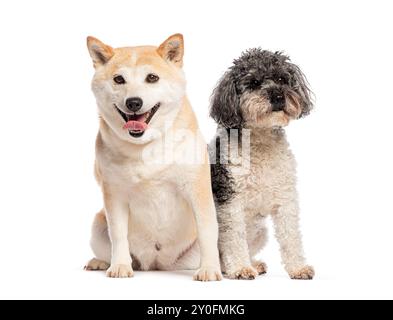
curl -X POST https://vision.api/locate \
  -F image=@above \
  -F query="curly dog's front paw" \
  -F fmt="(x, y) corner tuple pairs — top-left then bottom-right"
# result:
(106, 264), (134, 278)
(289, 265), (315, 280)
(227, 266), (258, 280)
(193, 266), (223, 282)
(252, 261), (268, 275)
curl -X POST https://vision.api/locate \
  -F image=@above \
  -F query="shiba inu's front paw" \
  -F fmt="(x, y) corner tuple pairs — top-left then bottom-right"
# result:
(193, 266), (223, 282)
(106, 264), (134, 278)
(228, 266), (259, 280)
(289, 265), (315, 280)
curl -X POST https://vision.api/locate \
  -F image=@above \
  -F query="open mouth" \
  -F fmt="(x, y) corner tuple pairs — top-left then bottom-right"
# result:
(114, 103), (160, 138)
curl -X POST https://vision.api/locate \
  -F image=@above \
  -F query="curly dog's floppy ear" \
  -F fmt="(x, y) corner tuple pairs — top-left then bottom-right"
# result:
(210, 71), (242, 128)
(292, 64), (313, 118)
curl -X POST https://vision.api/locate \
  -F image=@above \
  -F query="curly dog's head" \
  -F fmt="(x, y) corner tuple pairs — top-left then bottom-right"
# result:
(210, 49), (313, 129)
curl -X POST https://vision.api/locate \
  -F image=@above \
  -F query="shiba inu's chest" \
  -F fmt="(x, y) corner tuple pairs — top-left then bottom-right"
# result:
(127, 180), (195, 233)
(111, 161), (170, 185)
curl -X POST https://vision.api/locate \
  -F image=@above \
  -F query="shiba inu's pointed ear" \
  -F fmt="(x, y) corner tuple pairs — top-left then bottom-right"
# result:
(87, 36), (114, 68)
(157, 34), (184, 67)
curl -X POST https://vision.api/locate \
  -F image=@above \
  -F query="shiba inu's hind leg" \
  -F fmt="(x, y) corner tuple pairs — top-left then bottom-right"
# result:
(85, 258), (109, 271)
(84, 209), (111, 271)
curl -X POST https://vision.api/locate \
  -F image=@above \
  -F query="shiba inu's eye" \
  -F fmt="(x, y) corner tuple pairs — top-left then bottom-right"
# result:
(113, 75), (126, 84)
(146, 73), (159, 83)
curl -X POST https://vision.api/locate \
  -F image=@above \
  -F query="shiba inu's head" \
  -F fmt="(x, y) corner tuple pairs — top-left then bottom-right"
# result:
(87, 34), (186, 144)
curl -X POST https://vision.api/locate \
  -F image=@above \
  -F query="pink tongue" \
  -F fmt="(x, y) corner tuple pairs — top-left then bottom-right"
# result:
(123, 121), (148, 131)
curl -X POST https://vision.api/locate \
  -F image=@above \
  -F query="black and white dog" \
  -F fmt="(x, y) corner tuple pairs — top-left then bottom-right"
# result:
(209, 49), (315, 280)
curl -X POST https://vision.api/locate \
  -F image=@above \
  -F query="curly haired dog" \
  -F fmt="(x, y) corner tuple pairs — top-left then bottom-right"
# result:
(209, 49), (315, 280)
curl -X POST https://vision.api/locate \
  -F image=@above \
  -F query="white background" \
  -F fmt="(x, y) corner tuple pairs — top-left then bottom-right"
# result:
(0, 0), (392, 300)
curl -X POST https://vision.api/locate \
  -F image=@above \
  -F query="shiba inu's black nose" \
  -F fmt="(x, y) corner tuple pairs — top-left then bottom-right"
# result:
(126, 97), (143, 112)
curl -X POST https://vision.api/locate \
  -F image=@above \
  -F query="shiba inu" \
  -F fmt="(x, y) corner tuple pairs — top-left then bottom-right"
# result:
(84, 34), (222, 281)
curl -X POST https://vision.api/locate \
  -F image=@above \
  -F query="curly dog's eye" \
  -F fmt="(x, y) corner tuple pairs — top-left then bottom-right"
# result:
(250, 79), (261, 88)
(277, 77), (288, 85)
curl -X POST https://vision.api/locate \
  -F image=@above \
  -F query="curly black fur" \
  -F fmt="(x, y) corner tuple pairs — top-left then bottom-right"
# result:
(210, 48), (313, 128)
(210, 71), (244, 129)
(211, 163), (235, 206)
(209, 137), (235, 206)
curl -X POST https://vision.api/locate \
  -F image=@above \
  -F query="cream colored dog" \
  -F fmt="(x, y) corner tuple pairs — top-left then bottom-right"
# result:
(209, 49), (314, 280)
(84, 34), (222, 281)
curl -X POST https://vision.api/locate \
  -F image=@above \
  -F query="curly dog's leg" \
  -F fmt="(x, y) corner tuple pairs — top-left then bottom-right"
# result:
(272, 202), (314, 280)
(218, 203), (258, 280)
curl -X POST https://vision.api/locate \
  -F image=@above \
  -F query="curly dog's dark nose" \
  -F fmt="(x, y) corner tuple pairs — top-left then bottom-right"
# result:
(270, 90), (285, 111)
